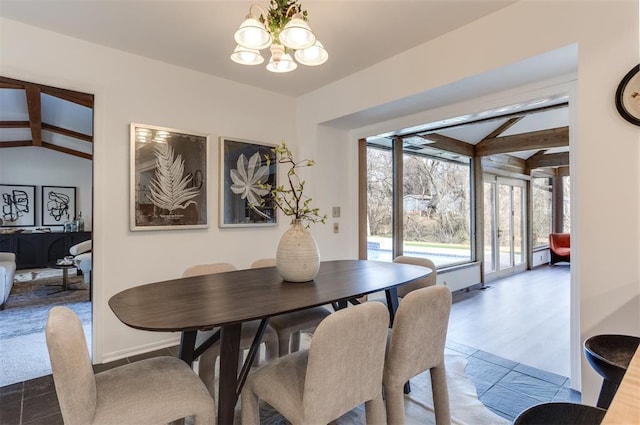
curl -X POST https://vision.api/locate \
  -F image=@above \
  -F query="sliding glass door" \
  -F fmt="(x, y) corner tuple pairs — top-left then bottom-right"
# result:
(484, 175), (526, 280)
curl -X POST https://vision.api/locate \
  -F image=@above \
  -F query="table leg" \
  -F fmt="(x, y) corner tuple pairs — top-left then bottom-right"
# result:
(385, 286), (399, 325)
(237, 318), (269, 394)
(218, 324), (242, 425)
(178, 331), (198, 366)
(62, 267), (69, 291)
(385, 287), (411, 393)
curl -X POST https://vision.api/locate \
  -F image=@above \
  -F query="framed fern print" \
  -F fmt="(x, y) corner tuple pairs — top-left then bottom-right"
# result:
(130, 123), (208, 231)
(219, 137), (277, 227)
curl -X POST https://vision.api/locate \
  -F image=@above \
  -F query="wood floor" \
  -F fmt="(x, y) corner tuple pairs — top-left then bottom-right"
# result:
(447, 264), (571, 378)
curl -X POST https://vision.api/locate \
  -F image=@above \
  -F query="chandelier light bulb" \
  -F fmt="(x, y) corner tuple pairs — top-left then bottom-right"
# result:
(230, 45), (264, 65)
(279, 14), (316, 50)
(266, 55), (297, 73)
(234, 15), (272, 50)
(294, 40), (328, 66)
(266, 44), (296, 73)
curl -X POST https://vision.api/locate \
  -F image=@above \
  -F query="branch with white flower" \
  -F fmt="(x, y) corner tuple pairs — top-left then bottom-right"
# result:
(257, 141), (327, 227)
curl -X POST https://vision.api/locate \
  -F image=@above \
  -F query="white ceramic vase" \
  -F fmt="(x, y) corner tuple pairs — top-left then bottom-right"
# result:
(276, 219), (320, 282)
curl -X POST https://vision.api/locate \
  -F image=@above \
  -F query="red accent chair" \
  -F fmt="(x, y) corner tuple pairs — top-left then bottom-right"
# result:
(549, 233), (570, 265)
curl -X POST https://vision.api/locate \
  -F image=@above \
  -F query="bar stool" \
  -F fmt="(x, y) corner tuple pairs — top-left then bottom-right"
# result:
(514, 402), (606, 425)
(583, 334), (640, 409)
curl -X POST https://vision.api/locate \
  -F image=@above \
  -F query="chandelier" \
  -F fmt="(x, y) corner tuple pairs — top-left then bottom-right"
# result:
(231, 0), (328, 73)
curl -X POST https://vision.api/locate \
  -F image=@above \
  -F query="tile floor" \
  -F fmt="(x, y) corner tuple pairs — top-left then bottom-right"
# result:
(446, 340), (581, 421)
(0, 342), (580, 425)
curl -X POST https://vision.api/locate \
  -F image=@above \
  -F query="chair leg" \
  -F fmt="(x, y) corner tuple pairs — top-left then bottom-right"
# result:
(364, 393), (386, 425)
(384, 385), (406, 425)
(430, 365), (451, 425)
(264, 335), (279, 362)
(596, 379), (619, 409)
(240, 386), (260, 425)
(197, 347), (219, 398)
(290, 331), (302, 353)
(277, 331), (292, 357)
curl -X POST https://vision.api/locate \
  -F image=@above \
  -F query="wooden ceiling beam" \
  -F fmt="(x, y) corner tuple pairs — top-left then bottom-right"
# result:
(0, 141), (33, 148)
(483, 117), (523, 139)
(0, 76), (93, 108)
(42, 123), (93, 143)
(531, 168), (556, 178)
(419, 133), (474, 157)
(475, 126), (568, 157)
(42, 142), (92, 160)
(484, 153), (527, 168)
(0, 81), (24, 89)
(41, 87), (93, 109)
(0, 121), (29, 128)
(526, 151), (570, 170)
(0, 76), (28, 88)
(25, 85), (41, 147)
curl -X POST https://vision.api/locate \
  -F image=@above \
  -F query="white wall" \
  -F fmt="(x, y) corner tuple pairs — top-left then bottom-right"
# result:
(297, 0), (639, 402)
(1, 18), (296, 361)
(0, 147), (93, 230)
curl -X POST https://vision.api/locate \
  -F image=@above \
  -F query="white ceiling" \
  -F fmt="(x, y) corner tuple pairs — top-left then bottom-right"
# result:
(0, 0), (573, 165)
(0, 0), (519, 97)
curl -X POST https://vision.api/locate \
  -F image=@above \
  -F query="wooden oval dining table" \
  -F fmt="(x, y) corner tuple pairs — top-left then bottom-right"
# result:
(109, 259), (432, 424)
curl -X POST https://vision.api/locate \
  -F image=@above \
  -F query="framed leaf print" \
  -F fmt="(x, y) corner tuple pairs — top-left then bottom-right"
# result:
(130, 123), (209, 231)
(219, 137), (277, 227)
(0, 184), (36, 227)
(42, 186), (76, 226)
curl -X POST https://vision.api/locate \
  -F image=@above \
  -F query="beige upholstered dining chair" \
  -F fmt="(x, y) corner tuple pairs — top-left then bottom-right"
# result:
(393, 255), (437, 298)
(182, 262), (279, 397)
(46, 306), (215, 425)
(364, 255), (437, 304)
(384, 285), (452, 425)
(241, 302), (390, 424)
(250, 258), (332, 356)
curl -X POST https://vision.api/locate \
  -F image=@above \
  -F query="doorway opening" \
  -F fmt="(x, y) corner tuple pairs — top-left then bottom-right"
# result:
(0, 76), (94, 386)
(359, 95), (571, 378)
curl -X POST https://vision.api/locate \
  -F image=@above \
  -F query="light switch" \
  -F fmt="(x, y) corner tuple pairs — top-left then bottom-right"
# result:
(333, 222), (339, 233)
(332, 206), (340, 218)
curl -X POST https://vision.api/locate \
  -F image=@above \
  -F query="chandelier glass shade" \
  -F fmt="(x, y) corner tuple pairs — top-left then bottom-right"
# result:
(230, 45), (264, 65)
(231, 1), (328, 72)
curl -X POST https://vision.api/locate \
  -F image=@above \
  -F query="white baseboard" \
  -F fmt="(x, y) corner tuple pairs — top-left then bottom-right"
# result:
(99, 336), (181, 364)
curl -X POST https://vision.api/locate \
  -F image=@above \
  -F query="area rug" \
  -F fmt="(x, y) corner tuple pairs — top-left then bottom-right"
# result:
(5, 268), (89, 310)
(0, 302), (92, 386)
(0, 268), (92, 387)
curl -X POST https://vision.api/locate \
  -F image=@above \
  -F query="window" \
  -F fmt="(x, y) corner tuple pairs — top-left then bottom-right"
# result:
(366, 147), (393, 261)
(366, 141), (472, 267)
(563, 176), (571, 232)
(532, 177), (552, 248)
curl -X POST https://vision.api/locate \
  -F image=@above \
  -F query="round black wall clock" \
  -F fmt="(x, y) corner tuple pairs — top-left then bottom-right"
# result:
(615, 64), (640, 126)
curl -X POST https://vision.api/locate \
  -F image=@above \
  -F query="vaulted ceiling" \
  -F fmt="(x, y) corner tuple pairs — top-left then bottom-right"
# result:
(368, 97), (570, 176)
(0, 77), (93, 160)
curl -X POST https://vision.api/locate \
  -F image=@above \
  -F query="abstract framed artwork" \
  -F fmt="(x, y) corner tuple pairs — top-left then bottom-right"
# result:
(219, 137), (277, 227)
(130, 123), (209, 231)
(42, 186), (76, 226)
(0, 184), (36, 227)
